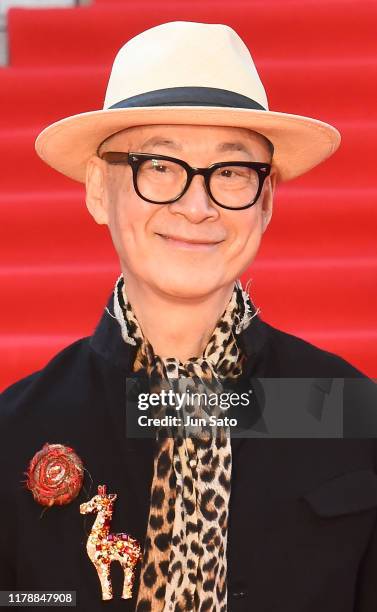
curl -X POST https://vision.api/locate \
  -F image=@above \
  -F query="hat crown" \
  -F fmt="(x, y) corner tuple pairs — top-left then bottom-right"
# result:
(103, 21), (269, 111)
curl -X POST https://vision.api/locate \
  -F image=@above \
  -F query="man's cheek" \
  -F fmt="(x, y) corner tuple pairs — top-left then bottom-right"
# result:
(227, 230), (253, 257)
(108, 214), (132, 255)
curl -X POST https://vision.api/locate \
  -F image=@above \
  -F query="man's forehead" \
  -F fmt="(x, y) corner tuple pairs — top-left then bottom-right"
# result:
(139, 136), (255, 155)
(100, 124), (272, 156)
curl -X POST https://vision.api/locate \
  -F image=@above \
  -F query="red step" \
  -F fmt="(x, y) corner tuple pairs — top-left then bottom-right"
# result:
(0, 61), (375, 130)
(0, 67), (108, 130)
(0, 268), (117, 337)
(8, 1), (376, 67)
(1, 190), (115, 266)
(261, 188), (377, 259)
(244, 261), (376, 331)
(2, 188), (376, 267)
(1, 335), (84, 392)
(0, 127), (77, 192)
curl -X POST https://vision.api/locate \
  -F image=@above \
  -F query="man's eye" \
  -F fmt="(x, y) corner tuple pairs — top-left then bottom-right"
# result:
(218, 168), (250, 179)
(151, 161), (168, 173)
(220, 169), (236, 178)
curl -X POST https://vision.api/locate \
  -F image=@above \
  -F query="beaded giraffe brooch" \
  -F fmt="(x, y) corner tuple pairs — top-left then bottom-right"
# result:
(80, 485), (142, 600)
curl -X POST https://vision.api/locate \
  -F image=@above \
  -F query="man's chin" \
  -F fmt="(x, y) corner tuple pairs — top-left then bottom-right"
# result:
(151, 272), (225, 300)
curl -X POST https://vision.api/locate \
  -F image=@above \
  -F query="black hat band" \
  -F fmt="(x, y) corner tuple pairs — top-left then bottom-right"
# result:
(108, 86), (266, 111)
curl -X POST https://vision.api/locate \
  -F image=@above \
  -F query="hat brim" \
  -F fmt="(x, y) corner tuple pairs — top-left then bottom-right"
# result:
(35, 106), (340, 183)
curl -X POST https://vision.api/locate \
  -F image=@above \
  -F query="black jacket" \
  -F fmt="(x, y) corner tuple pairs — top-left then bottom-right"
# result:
(1, 292), (377, 612)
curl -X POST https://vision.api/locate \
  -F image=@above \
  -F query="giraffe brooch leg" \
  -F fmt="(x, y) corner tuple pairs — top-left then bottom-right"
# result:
(80, 485), (142, 600)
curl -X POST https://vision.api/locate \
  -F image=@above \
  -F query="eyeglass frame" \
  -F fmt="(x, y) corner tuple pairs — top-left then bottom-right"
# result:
(98, 151), (272, 211)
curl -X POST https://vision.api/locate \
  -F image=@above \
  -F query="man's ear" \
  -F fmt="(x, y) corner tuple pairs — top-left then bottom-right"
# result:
(85, 156), (109, 225)
(261, 168), (277, 233)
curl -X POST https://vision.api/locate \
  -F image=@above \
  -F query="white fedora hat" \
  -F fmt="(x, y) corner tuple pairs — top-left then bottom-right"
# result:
(35, 20), (341, 183)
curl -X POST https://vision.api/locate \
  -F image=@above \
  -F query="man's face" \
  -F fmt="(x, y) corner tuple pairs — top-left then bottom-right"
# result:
(86, 124), (276, 298)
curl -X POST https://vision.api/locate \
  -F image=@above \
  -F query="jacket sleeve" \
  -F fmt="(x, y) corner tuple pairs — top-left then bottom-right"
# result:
(344, 374), (377, 610)
(0, 390), (19, 588)
(354, 435), (377, 610)
(0, 490), (17, 586)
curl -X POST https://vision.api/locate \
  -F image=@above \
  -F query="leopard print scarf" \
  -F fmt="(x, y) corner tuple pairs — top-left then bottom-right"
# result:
(113, 274), (258, 611)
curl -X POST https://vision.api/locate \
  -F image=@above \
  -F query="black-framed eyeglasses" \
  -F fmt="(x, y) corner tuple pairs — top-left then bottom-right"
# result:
(99, 151), (271, 211)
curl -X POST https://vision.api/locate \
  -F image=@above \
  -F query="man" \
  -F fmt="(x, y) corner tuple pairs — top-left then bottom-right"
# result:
(1, 20), (376, 612)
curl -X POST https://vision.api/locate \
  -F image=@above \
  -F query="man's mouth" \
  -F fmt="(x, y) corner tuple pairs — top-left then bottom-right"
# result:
(155, 233), (224, 250)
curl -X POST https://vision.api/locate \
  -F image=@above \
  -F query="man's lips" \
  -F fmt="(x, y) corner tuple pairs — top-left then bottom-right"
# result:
(156, 233), (223, 244)
(155, 233), (224, 249)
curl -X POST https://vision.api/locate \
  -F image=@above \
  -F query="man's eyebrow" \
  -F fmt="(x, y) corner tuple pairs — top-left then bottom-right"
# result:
(140, 137), (182, 151)
(138, 138), (253, 155)
(215, 141), (252, 155)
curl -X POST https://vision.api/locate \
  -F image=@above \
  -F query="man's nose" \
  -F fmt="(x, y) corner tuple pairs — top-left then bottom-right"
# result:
(168, 174), (219, 222)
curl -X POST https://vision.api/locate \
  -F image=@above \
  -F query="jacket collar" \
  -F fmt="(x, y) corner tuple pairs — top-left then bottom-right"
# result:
(89, 290), (270, 376)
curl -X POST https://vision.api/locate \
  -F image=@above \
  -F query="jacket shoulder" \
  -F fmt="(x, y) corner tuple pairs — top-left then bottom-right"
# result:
(0, 337), (93, 425)
(262, 320), (366, 378)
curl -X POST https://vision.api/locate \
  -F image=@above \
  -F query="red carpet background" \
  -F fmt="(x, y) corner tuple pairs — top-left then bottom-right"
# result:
(1, 0), (376, 389)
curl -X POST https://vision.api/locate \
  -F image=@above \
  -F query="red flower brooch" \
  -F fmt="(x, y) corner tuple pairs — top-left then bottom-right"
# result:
(25, 443), (84, 506)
